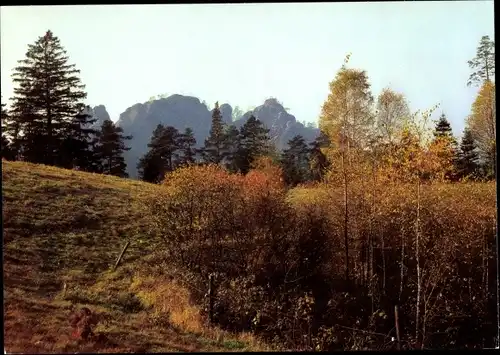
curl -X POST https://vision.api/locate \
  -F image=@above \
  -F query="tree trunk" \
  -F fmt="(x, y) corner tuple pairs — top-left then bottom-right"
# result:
(399, 226), (405, 302)
(415, 179), (422, 346)
(342, 149), (350, 285)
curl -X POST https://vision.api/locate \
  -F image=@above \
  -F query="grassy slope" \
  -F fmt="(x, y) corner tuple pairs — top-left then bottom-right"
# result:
(2, 160), (269, 353)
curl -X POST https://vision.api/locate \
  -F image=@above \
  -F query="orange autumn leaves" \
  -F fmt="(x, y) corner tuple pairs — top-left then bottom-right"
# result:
(157, 158), (285, 234)
(162, 157), (284, 202)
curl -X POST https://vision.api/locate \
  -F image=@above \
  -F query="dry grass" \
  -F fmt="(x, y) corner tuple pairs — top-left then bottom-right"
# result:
(2, 160), (270, 353)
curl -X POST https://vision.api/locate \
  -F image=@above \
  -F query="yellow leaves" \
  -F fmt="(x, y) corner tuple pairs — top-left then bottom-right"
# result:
(376, 88), (410, 145)
(468, 80), (496, 157)
(319, 63), (373, 156)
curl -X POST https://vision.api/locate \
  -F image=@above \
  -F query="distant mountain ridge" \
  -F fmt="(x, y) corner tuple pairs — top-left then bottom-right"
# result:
(90, 95), (319, 178)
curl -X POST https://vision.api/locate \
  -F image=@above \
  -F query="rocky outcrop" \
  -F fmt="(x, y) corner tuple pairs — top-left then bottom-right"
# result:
(234, 98), (319, 150)
(114, 95), (319, 178)
(87, 105), (111, 129)
(116, 95), (214, 178)
(219, 103), (233, 124)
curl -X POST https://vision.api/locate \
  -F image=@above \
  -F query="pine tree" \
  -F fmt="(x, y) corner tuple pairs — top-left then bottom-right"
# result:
(95, 120), (131, 178)
(1, 102), (14, 160)
(137, 150), (162, 183)
(175, 127), (197, 167)
(138, 124), (166, 183)
(456, 128), (480, 180)
(236, 115), (270, 174)
(9, 30), (91, 166)
(430, 113), (458, 180)
(433, 113), (454, 139)
(222, 125), (240, 172)
(59, 105), (100, 170)
(203, 102), (226, 164)
(309, 132), (330, 182)
(137, 124), (181, 183)
(467, 35), (495, 87)
(161, 126), (181, 171)
(281, 135), (311, 186)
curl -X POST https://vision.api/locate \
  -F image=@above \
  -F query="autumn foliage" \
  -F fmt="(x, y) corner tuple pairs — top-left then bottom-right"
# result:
(143, 50), (496, 351)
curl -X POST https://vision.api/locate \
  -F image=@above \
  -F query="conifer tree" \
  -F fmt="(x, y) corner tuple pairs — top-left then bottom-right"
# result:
(95, 120), (131, 178)
(236, 115), (270, 174)
(430, 113), (458, 180)
(137, 124), (181, 183)
(9, 30), (91, 166)
(281, 135), (311, 186)
(175, 127), (197, 167)
(59, 106), (100, 170)
(1, 102), (15, 160)
(467, 35), (495, 87)
(309, 132), (330, 182)
(203, 102), (226, 164)
(222, 125), (240, 172)
(456, 128), (480, 180)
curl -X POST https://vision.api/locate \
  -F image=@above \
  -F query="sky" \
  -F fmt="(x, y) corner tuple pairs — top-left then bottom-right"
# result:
(0, 2), (495, 136)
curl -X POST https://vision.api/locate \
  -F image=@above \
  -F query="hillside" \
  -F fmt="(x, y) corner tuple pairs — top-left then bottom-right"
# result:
(2, 160), (271, 353)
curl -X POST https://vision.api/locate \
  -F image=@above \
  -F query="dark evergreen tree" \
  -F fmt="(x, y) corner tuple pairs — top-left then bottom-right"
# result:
(58, 105), (100, 171)
(137, 124), (180, 183)
(236, 115), (270, 174)
(1, 102), (15, 161)
(95, 120), (131, 178)
(9, 30), (91, 167)
(160, 126), (181, 171)
(222, 125), (241, 172)
(175, 127), (197, 167)
(456, 128), (481, 180)
(202, 102), (226, 164)
(433, 113), (454, 139)
(432, 113), (459, 180)
(309, 132), (330, 182)
(281, 135), (311, 186)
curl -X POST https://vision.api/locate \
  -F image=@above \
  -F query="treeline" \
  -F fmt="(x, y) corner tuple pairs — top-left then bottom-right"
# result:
(0, 30), (132, 177)
(136, 102), (329, 184)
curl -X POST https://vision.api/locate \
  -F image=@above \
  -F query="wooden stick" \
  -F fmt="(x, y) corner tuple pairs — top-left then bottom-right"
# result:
(113, 241), (130, 271)
(395, 305), (401, 350)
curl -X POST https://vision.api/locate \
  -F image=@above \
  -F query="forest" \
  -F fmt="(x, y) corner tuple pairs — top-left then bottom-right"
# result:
(1, 30), (497, 350)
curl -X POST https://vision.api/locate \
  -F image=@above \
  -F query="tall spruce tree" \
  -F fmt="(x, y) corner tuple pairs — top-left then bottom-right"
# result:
(281, 135), (311, 186)
(433, 113), (454, 139)
(1, 102), (15, 160)
(456, 128), (480, 180)
(175, 127), (197, 167)
(95, 120), (131, 178)
(59, 105), (100, 170)
(202, 101), (226, 164)
(137, 124), (181, 183)
(222, 125), (241, 172)
(9, 30), (92, 167)
(236, 115), (270, 174)
(431, 113), (458, 180)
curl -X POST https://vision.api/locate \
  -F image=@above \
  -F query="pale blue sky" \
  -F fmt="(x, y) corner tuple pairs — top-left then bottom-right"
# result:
(0, 2), (494, 136)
